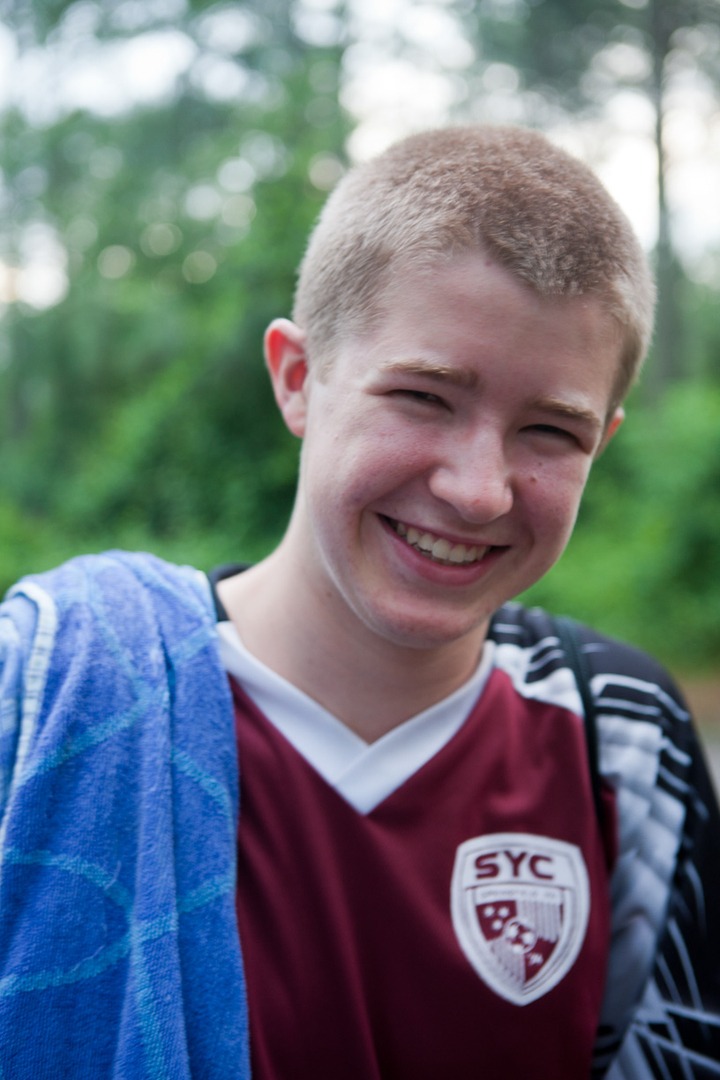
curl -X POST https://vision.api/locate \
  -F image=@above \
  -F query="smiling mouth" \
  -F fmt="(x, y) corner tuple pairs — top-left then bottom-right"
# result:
(385, 517), (490, 566)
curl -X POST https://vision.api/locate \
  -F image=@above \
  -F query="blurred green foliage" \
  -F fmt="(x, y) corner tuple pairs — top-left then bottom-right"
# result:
(0, 1), (347, 574)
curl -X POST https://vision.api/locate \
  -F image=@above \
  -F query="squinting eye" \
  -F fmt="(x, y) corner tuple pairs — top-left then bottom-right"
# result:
(396, 389), (445, 406)
(527, 424), (578, 443)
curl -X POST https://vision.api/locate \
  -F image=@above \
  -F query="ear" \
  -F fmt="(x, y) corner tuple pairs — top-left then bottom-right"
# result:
(596, 406), (624, 457)
(264, 318), (310, 437)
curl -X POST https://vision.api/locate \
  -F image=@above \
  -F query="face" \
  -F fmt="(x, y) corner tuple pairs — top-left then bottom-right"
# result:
(267, 252), (623, 657)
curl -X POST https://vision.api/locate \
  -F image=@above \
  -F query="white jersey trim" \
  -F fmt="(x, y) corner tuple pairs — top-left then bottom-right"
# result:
(217, 620), (495, 814)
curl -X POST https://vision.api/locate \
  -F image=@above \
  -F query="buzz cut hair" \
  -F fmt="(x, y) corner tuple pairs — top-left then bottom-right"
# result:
(292, 125), (655, 411)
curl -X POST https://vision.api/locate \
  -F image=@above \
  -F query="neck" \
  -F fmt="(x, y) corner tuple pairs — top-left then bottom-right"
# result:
(216, 548), (488, 743)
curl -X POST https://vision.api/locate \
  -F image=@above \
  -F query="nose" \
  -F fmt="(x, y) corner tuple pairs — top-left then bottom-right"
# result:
(428, 430), (514, 524)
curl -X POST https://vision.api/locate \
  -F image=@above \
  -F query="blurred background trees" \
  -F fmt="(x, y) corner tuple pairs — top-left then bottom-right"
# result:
(0, 0), (719, 671)
(0, 0), (349, 571)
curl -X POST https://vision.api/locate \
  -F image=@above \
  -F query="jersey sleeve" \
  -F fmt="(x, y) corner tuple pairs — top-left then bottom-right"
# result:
(581, 630), (720, 1078)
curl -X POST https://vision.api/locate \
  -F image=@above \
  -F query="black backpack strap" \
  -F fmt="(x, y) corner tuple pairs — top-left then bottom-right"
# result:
(554, 616), (606, 830)
(207, 563), (249, 622)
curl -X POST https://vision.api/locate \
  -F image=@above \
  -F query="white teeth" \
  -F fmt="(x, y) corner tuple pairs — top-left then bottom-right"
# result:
(390, 519), (486, 565)
(449, 543), (478, 564)
(431, 538), (451, 560)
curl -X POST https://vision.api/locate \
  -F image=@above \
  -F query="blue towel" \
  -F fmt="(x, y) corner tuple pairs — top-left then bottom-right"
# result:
(0, 551), (250, 1078)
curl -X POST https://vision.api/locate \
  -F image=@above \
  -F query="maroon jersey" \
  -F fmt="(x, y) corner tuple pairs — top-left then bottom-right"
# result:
(233, 665), (615, 1080)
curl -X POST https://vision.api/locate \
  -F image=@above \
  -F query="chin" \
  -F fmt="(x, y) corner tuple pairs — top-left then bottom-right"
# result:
(360, 602), (492, 652)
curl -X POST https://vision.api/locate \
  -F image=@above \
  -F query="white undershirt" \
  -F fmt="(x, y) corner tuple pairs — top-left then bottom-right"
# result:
(217, 621), (495, 814)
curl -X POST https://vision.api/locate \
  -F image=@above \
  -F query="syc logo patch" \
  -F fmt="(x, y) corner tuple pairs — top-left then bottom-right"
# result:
(450, 833), (589, 1006)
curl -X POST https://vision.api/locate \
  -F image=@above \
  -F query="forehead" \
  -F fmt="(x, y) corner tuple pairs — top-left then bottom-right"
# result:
(336, 253), (622, 404)
(381, 251), (611, 332)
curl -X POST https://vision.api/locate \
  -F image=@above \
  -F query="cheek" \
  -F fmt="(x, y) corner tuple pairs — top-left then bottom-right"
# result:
(302, 436), (386, 520)
(334, 425), (427, 492)
(524, 466), (589, 533)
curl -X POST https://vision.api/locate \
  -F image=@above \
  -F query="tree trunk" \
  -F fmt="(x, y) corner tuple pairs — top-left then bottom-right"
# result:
(647, 0), (683, 394)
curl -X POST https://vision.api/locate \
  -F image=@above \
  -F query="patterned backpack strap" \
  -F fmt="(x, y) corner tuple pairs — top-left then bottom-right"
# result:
(554, 616), (606, 831)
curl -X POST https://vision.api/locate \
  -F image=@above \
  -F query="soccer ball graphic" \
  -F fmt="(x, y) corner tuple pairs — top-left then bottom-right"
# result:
(503, 918), (538, 955)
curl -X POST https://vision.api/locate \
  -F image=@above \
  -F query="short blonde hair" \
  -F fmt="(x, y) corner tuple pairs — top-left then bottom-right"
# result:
(293, 126), (655, 409)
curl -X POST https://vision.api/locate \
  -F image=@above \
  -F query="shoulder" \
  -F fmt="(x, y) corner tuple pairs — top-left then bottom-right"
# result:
(2, 548), (218, 697)
(491, 605), (720, 1075)
(489, 602), (698, 946)
(489, 601), (686, 717)
(490, 601), (678, 685)
(0, 551), (220, 809)
(8, 549), (213, 615)
(489, 601), (694, 830)
(4, 550), (215, 656)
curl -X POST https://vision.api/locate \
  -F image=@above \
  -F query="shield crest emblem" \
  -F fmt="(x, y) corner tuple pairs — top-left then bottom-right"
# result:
(450, 832), (590, 1006)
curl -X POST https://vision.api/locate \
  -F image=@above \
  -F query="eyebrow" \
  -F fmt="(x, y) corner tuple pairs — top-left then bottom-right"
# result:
(378, 358), (479, 390)
(532, 397), (603, 430)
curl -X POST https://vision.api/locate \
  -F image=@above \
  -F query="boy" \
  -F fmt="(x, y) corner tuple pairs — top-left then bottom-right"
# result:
(0, 126), (718, 1078)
